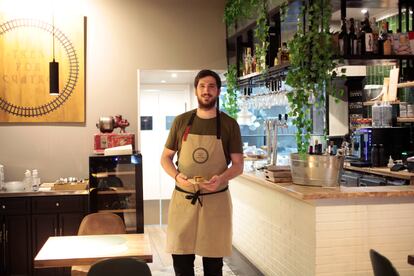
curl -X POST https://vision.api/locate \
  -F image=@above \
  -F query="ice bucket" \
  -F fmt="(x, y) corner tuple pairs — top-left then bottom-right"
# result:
(290, 153), (344, 187)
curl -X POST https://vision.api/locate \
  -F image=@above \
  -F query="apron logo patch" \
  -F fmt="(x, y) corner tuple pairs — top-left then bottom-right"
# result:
(192, 147), (209, 164)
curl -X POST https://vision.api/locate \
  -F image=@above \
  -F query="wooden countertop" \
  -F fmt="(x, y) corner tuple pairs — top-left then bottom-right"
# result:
(344, 164), (414, 184)
(0, 190), (88, 198)
(238, 172), (414, 201)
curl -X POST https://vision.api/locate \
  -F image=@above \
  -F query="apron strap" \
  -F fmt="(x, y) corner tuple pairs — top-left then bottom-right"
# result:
(174, 185), (228, 207)
(216, 109), (221, 140)
(182, 112), (197, 142)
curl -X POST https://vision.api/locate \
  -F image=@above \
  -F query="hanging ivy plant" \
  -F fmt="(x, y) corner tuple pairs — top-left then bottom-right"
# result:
(223, 64), (239, 119)
(285, 0), (342, 156)
(254, 2), (270, 73)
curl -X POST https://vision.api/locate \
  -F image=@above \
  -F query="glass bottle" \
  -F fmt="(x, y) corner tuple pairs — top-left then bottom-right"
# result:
(371, 17), (379, 54)
(338, 18), (349, 56)
(354, 20), (362, 55)
(383, 22), (392, 55)
(349, 18), (357, 55)
(378, 21), (387, 55)
(363, 12), (373, 54)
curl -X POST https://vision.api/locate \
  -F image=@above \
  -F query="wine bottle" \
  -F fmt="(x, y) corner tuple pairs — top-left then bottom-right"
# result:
(349, 18), (357, 55)
(378, 21), (387, 55)
(338, 18), (349, 56)
(363, 12), (373, 54)
(371, 17), (379, 54)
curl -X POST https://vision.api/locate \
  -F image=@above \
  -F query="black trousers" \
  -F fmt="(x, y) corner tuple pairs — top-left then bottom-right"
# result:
(172, 254), (223, 276)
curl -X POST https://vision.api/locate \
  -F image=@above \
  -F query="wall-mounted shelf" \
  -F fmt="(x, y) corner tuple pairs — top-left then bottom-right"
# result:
(237, 63), (290, 88)
(336, 55), (414, 60)
(363, 100), (401, 106)
(91, 171), (135, 178)
(397, 117), (414, 123)
(397, 81), (414, 88)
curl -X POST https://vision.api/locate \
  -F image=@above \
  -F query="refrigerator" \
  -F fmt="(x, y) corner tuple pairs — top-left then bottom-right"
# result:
(89, 153), (143, 233)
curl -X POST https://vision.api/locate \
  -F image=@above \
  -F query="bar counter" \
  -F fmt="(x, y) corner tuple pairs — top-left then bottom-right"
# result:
(230, 172), (414, 276)
(240, 171), (414, 200)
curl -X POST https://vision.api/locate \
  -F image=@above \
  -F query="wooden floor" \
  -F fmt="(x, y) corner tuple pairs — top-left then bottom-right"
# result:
(145, 225), (263, 276)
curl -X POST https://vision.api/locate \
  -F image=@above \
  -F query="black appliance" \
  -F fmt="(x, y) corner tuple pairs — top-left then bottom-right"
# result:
(351, 127), (410, 164)
(89, 153), (143, 233)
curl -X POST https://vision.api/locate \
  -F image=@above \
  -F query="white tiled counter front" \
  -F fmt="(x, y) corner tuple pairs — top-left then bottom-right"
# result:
(230, 172), (414, 276)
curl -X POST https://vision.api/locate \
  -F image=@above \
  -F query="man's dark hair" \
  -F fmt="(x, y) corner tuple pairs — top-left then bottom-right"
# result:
(194, 69), (221, 89)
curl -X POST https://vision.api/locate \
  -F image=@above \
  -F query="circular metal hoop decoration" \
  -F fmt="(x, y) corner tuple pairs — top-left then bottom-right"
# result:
(0, 18), (79, 117)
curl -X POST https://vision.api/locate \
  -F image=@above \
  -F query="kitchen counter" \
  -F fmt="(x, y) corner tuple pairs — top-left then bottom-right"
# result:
(241, 171), (414, 201)
(230, 172), (414, 275)
(0, 190), (88, 198)
(344, 164), (414, 185)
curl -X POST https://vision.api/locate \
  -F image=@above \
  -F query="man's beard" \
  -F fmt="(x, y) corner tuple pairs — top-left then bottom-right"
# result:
(197, 95), (217, 110)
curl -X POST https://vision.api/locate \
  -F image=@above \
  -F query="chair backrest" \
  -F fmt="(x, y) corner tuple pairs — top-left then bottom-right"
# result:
(87, 257), (152, 276)
(369, 249), (399, 276)
(78, 213), (126, 235)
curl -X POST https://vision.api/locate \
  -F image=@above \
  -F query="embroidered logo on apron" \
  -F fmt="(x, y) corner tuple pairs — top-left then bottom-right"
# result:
(192, 147), (209, 164)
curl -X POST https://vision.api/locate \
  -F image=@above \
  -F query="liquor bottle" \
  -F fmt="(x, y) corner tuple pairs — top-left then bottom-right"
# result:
(349, 18), (357, 55)
(363, 12), (373, 54)
(384, 21), (393, 55)
(355, 20), (362, 55)
(378, 21), (386, 55)
(371, 17), (379, 54)
(338, 18), (349, 56)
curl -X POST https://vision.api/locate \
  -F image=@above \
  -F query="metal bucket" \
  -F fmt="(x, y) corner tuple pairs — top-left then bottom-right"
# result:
(290, 153), (344, 187)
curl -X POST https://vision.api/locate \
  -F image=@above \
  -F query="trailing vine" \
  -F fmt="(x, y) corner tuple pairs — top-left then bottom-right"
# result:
(223, 64), (239, 119)
(285, 0), (340, 156)
(254, 2), (270, 73)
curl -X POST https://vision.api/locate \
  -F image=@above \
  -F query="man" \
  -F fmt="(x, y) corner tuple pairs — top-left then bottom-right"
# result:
(160, 69), (244, 276)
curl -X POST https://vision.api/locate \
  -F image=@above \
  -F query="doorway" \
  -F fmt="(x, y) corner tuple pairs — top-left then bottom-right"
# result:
(138, 70), (198, 225)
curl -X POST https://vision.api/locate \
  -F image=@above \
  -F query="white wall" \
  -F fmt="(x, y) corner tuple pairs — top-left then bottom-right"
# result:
(0, 0), (227, 182)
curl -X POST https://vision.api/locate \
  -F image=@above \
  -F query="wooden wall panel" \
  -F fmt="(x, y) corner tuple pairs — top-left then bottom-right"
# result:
(0, 15), (85, 122)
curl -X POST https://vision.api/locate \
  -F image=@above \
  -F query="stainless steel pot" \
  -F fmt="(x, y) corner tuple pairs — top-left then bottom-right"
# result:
(96, 116), (115, 133)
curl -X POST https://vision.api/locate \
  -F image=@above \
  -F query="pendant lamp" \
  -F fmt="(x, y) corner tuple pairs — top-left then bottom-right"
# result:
(49, 16), (59, 95)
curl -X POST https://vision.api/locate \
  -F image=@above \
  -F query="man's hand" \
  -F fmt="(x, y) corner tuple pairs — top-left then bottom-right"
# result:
(201, 175), (222, 192)
(176, 173), (192, 187)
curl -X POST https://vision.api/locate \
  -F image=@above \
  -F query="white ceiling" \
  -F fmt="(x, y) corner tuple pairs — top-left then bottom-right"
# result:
(139, 70), (226, 85)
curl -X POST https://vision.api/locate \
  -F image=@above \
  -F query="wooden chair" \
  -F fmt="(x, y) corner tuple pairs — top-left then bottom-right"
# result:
(71, 213), (127, 276)
(87, 257), (151, 276)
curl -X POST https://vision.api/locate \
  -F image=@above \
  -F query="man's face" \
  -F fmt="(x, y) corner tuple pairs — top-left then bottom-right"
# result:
(196, 76), (220, 110)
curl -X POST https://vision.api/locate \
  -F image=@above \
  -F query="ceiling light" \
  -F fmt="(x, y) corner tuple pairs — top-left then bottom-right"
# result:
(361, 9), (368, 14)
(171, 73), (177, 78)
(410, 10), (413, 15)
(161, 80), (166, 83)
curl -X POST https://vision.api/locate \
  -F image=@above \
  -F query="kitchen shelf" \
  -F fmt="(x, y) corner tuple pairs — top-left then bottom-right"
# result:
(363, 100), (401, 106)
(397, 117), (414, 123)
(97, 189), (136, 195)
(397, 81), (414, 88)
(98, 209), (136, 213)
(237, 63), (290, 88)
(91, 171), (135, 178)
(336, 54), (414, 60)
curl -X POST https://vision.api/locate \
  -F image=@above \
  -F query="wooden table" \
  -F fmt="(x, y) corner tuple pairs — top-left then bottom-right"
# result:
(34, 234), (152, 268)
(408, 255), (414, 265)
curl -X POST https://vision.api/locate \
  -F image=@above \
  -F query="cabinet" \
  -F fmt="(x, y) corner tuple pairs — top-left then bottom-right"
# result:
(89, 153), (143, 233)
(0, 197), (31, 276)
(31, 196), (87, 276)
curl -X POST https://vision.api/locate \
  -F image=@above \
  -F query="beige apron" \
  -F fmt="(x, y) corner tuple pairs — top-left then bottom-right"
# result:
(166, 112), (232, 257)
